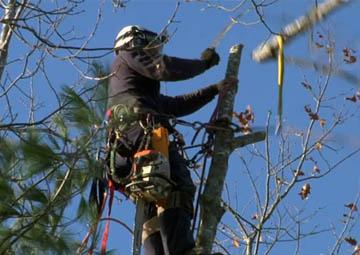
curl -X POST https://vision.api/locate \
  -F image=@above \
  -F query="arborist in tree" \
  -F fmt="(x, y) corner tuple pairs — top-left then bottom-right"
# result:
(106, 25), (226, 255)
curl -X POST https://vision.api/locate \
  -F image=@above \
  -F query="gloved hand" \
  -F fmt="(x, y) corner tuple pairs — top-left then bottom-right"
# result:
(201, 47), (220, 69)
(215, 78), (238, 92)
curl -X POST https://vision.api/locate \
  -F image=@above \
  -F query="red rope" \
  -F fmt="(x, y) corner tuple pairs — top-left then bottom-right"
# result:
(100, 179), (115, 255)
(79, 183), (109, 255)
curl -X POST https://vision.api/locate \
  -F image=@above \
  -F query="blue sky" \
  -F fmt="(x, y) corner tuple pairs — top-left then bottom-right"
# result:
(3, 0), (360, 254)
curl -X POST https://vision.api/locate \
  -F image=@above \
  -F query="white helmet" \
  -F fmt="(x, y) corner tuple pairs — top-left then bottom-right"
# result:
(114, 25), (167, 54)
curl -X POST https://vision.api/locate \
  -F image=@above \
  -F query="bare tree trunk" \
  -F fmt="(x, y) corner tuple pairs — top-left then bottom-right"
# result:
(194, 44), (266, 254)
(194, 44), (243, 254)
(0, 0), (17, 81)
(252, 0), (351, 62)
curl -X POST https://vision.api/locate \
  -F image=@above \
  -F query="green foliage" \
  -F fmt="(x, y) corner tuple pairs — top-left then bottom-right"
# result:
(0, 61), (110, 254)
(22, 187), (48, 204)
(21, 132), (61, 175)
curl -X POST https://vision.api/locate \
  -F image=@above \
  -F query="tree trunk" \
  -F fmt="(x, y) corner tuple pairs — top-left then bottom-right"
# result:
(194, 44), (243, 254)
(0, 0), (17, 81)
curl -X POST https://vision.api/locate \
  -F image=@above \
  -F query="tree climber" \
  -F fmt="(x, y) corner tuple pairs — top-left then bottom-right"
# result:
(106, 25), (226, 255)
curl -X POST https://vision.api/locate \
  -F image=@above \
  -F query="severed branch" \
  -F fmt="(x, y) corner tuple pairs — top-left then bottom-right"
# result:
(232, 131), (266, 151)
(195, 44), (265, 254)
(252, 0), (351, 62)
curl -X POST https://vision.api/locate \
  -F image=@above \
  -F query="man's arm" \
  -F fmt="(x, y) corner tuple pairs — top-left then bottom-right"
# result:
(160, 84), (219, 117)
(120, 48), (219, 81)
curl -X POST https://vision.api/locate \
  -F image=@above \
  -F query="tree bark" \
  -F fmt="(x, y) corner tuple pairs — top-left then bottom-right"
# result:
(252, 0), (351, 62)
(195, 45), (244, 254)
(0, 0), (17, 81)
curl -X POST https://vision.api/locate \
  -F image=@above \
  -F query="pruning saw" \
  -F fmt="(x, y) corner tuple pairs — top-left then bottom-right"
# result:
(210, 14), (242, 49)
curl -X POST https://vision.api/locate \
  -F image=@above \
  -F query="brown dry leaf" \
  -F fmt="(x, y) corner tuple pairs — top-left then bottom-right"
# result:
(234, 106), (255, 134)
(246, 113), (255, 122)
(299, 183), (311, 200)
(349, 55), (357, 64)
(313, 165), (320, 174)
(343, 48), (351, 57)
(233, 238), (240, 248)
(309, 113), (319, 120)
(320, 119), (326, 128)
(301, 81), (312, 90)
(251, 214), (259, 220)
(343, 47), (357, 64)
(346, 95), (357, 102)
(345, 237), (357, 246)
(345, 203), (358, 211)
(316, 142), (323, 150)
(294, 170), (305, 176)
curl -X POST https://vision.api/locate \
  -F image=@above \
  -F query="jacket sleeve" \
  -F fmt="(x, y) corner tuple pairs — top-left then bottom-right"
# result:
(121, 49), (209, 81)
(160, 84), (219, 117)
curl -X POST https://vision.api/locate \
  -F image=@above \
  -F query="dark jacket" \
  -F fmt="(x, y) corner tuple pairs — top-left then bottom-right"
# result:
(108, 49), (219, 118)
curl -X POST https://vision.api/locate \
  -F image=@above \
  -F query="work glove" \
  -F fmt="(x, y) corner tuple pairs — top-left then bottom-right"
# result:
(201, 47), (220, 69)
(215, 78), (238, 92)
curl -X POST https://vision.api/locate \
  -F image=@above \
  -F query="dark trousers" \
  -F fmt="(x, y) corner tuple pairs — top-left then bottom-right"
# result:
(144, 208), (195, 255)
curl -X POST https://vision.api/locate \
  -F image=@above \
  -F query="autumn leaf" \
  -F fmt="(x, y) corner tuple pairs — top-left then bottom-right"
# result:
(346, 95), (357, 102)
(315, 142), (323, 150)
(349, 55), (357, 63)
(320, 119), (325, 128)
(343, 47), (357, 64)
(233, 105), (255, 134)
(251, 214), (259, 220)
(309, 113), (319, 120)
(301, 81), (312, 90)
(233, 238), (240, 248)
(345, 203), (358, 211)
(304, 105), (319, 120)
(313, 165), (320, 174)
(299, 183), (311, 200)
(345, 237), (357, 246)
(343, 48), (351, 57)
(294, 170), (305, 176)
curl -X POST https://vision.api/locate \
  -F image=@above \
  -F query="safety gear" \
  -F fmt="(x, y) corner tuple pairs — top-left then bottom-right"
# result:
(201, 48), (220, 69)
(114, 25), (167, 53)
